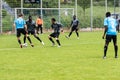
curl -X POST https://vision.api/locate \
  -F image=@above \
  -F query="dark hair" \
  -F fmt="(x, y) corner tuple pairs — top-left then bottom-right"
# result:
(18, 13), (23, 17)
(28, 15), (32, 23)
(39, 16), (41, 18)
(73, 15), (76, 17)
(106, 12), (111, 17)
(51, 18), (56, 22)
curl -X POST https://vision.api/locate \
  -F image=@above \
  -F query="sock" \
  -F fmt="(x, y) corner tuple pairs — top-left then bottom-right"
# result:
(76, 31), (79, 37)
(49, 38), (55, 44)
(104, 46), (108, 57)
(68, 32), (72, 37)
(27, 36), (32, 44)
(35, 36), (42, 42)
(56, 40), (61, 46)
(18, 39), (21, 45)
(115, 45), (118, 57)
(24, 36), (26, 43)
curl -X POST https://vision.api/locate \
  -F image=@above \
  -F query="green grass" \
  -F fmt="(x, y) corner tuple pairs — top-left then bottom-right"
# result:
(0, 32), (120, 80)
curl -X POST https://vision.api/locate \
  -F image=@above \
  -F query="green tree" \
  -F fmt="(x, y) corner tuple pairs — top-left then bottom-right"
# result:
(77, 0), (90, 16)
(5, 0), (21, 8)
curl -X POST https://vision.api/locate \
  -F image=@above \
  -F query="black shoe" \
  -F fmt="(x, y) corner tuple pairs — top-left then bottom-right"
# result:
(31, 44), (34, 47)
(20, 44), (23, 48)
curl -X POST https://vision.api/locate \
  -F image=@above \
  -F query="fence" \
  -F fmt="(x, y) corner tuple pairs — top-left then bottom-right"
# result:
(1, 0), (119, 33)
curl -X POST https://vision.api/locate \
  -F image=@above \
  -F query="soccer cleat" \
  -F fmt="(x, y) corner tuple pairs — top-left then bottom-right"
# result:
(41, 41), (45, 45)
(103, 56), (106, 59)
(58, 45), (61, 48)
(65, 35), (69, 39)
(20, 44), (23, 48)
(77, 37), (80, 39)
(52, 43), (55, 46)
(31, 44), (34, 47)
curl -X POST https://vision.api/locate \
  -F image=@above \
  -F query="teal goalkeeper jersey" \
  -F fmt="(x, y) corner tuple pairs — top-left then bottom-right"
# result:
(104, 17), (118, 35)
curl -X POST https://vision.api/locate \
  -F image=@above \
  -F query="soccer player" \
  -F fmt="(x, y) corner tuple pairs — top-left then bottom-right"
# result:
(66, 15), (79, 39)
(48, 18), (63, 47)
(13, 13), (33, 48)
(36, 16), (43, 34)
(102, 12), (118, 59)
(23, 15), (44, 45)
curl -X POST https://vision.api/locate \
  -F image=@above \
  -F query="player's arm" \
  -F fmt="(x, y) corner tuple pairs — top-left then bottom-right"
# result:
(102, 26), (108, 39)
(24, 21), (28, 33)
(24, 24), (28, 33)
(60, 24), (64, 33)
(76, 20), (79, 29)
(70, 20), (73, 27)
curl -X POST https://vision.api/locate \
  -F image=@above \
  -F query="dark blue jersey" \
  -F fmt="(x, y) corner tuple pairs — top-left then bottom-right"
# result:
(51, 23), (62, 33)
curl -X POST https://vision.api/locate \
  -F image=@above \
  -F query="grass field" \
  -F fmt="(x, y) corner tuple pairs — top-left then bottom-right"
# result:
(0, 32), (120, 80)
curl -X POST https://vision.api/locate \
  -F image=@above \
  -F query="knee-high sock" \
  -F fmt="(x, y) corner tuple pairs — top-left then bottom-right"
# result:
(56, 40), (61, 46)
(49, 38), (55, 44)
(24, 36), (26, 43)
(27, 36), (32, 44)
(115, 45), (118, 57)
(76, 31), (79, 37)
(104, 46), (108, 57)
(68, 31), (73, 37)
(35, 36), (42, 42)
(18, 39), (21, 45)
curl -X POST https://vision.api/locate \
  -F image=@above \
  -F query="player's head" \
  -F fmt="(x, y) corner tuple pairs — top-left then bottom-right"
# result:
(39, 16), (41, 19)
(28, 15), (32, 22)
(106, 12), (111, 17)
(73, 15), (76, 20)
(18, 13), (23, 17)
(29, 15), (32, 19)
(51, 18), (56, 23)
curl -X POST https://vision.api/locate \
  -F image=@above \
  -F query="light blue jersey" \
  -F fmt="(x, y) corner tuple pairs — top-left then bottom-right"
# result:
(104, 17), (118, 35)
(14, 17), (26, 29)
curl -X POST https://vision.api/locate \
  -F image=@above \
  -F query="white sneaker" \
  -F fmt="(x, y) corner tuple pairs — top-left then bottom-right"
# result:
(58, 45), (61, 48)
(77, 37), (80, 39)
(41, 41), (44, 45)
(52, 43), (55, 46)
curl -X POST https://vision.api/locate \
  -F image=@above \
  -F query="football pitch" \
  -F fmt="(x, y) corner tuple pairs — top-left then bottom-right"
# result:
(0, 32), (120, 80)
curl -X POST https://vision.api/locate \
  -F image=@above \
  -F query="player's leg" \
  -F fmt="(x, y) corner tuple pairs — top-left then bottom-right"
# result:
(113, 36), (118, 58)
(75, 28), (79, 39)
(40, 25), (43, 34)
(68, 27), (74, 37)
(48, 33), (55, 46)
(33, 33), (44, 45)
(17, 29), (22, 48)
(66, 27), (74, 39)
(23, 35), (26, 44)
(55, 33), (61, 47)
(36, 25), (40, 34)
(103, 35), (110, 58)
(23, 30), (34, 47)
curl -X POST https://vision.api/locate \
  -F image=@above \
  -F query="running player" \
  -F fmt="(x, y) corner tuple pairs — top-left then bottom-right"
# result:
(66, 15), (79, 39)
(48, 18), (63, 47)
(13, 13), (33, 48)
(36, 16), (43, 34)
(102, 12), (118, 59)
(23, 15), (44, 45)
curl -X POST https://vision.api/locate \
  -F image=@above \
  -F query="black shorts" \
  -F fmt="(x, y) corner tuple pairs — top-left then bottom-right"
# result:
(28, 30), (35, 35)
(17, 29), (26, 37)
(37, 25), (42, 29)
(71, 26), (78, 31)
(106, 35), (117, 43)
(50, 32), (60, 38)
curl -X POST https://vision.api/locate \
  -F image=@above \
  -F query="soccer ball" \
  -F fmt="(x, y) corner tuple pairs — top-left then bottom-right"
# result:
(22, 43), (28, 47)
